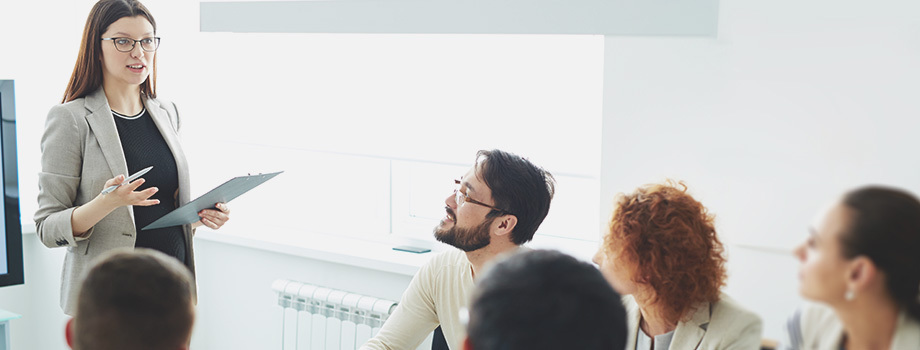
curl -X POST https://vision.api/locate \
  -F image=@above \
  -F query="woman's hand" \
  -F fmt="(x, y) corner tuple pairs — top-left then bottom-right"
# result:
(98, 174), (159, 209)
(71, 174), (159, 236)
(193, 203), (230, 230)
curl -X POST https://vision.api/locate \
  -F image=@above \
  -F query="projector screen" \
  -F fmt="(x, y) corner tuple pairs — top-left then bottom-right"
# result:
(0, 79), (23, 287)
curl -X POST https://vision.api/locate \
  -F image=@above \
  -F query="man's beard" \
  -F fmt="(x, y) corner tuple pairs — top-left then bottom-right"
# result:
(434, 212), (494, 252)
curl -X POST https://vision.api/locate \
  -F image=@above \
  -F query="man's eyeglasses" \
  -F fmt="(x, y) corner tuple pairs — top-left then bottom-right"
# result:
(454, 179), (511, 215)
(101, 37), (160, 52)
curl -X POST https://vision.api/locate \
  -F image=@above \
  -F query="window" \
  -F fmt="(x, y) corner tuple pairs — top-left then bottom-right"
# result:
(175, 32), (604, 245)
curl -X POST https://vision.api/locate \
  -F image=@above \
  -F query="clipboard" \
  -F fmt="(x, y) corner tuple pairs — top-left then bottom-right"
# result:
(142, 171), (283, 230)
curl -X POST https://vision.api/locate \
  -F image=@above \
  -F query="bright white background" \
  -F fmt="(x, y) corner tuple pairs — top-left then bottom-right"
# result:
(181, 32), (603, 244)
(0, 0), (919, 348)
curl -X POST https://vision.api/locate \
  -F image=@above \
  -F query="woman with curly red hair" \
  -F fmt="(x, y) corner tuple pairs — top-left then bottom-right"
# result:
(593, 181), (762, 349)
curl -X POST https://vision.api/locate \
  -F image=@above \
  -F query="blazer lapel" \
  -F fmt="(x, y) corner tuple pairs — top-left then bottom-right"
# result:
(670, 301), (711, 350)
(83, 89), (129, 186)
(624, 295), (642, 350)
(144, 98), (190, 206)
(891, 311), (920, 349)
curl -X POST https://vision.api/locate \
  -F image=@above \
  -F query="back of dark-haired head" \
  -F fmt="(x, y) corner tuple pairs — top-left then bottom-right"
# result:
(840, 186), (920, 321)
(466, 250), (627, 350)
(74, 248), (194, 350)
(64, 0), (158, 103)
(474, 149), (554, 245)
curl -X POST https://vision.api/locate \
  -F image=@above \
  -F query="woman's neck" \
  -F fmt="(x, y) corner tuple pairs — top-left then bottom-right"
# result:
(102, 81), (144, 116)
(835, 295), (899, 350)
(635, 295), (678, 337)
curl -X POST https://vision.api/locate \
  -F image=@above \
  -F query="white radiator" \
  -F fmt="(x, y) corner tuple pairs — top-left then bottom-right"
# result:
(273, 279), (398, 350)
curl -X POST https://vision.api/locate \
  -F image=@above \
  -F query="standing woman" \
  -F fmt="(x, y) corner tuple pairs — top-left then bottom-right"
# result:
(593, 181), (762, 349)
(784, 186), (920, 349)
(35, 0), (229, 315)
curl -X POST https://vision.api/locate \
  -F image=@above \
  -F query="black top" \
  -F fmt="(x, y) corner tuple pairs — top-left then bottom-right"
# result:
(112, 108), (188, 268)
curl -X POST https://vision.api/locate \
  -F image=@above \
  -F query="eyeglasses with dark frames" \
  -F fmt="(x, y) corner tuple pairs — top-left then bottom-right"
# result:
(454, 179), (511, 215)
(101, 37), (161, 52)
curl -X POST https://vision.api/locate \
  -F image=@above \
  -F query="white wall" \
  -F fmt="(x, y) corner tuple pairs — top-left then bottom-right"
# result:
(600, 0), (920, 339)
(2, 0), (920, 347)
(191, 236), (424, 349)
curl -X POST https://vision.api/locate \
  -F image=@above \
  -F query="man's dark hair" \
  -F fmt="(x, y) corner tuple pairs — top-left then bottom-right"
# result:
(475, 149), (554, 244)
(73, 248), (195, 350)
(466, 250), (627, 350)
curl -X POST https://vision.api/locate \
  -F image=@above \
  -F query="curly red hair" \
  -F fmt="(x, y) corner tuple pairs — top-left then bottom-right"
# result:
(604, 181), (726, 323)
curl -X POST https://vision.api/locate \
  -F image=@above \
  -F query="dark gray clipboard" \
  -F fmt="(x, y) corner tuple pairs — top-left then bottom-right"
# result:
(142, 171), (283, 230)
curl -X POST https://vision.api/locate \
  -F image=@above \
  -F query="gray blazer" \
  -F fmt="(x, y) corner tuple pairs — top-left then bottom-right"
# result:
(34, 88), (194, 315)
(781, 303), (920, 350)
(624, 293), (762, 350)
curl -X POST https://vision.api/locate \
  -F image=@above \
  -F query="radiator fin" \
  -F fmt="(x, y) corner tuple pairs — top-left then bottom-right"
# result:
(273, 279), (398, 350)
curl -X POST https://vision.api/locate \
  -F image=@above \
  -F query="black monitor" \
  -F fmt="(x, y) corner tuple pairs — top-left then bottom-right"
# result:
(0, 80), (23, 287)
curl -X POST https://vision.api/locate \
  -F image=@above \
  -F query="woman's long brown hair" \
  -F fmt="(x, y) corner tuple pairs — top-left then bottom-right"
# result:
(62, 0), (157, 103)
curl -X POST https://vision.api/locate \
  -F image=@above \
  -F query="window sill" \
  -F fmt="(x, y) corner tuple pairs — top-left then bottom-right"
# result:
(20, 222), (601, 277)
(194, 223), (439, 276)
(21, 222), (438, 276)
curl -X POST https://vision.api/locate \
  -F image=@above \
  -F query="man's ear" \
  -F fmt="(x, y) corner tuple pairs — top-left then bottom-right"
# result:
(493, 215), (518, 237)
(463, 337), (474, 350)
(65, 318), (75, 349)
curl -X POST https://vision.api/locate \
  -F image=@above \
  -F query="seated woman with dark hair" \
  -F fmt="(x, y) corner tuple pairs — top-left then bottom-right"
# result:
(593, 181), (762, 350)
(783, 186), (920, 349)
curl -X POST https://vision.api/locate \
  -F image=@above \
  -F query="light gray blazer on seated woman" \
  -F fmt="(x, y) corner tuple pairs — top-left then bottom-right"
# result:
(34, 88), (194, 315)
(624, 293), (762, 350)
(781, 303), (920, 350)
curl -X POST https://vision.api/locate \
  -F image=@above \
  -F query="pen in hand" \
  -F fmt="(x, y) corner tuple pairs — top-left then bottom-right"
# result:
(100, 166), (154, 195)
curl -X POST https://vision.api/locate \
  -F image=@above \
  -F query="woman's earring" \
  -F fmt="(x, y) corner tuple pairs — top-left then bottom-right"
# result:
(845, 289), (856, 301)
